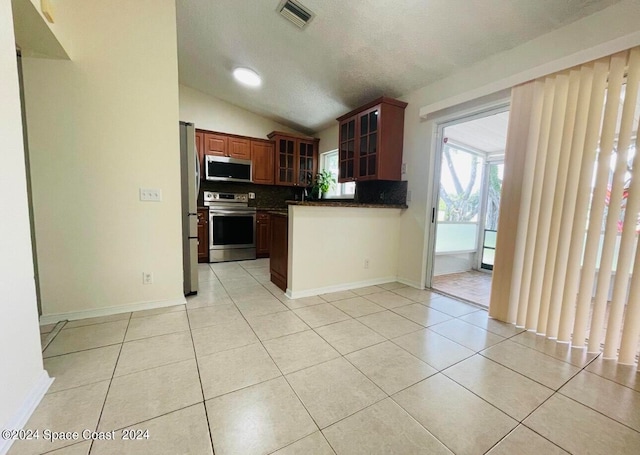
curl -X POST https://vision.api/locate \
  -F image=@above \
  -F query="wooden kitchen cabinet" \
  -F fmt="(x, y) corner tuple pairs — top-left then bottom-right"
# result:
(228, 136), (251, 159)
(203, 132), (251, 159)
(337, 97), (407, 183)
(270, 213), (288, 291)
(197, 208), (209, 263)
(203, 132), (227, 157)
(251, 140), (275, 185)
(338, 115), (357, 181)
(268, 131), (319, 187)
(256, 212), (271, 258)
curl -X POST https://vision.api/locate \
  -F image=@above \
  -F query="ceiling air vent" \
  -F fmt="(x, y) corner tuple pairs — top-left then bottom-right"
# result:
(277, 0), (315, 29)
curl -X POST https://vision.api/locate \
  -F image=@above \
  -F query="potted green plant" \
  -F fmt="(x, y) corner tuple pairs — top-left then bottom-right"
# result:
(314, 170), (336, 199)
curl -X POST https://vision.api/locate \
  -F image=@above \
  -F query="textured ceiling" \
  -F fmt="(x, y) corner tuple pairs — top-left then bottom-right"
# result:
(177, 0), (620, 134)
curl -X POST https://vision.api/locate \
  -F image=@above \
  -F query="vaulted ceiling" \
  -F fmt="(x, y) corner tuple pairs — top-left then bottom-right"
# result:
(177, 0), (620, 134)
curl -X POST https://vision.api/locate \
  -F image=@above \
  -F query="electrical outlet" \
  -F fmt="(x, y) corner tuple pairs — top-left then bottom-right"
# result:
(248, 192), (256, 199)
(401, 163), (407, 174)
(364, 259), (370, 269)
(142, 272), (153, 285)
(139, 188), (162, 202)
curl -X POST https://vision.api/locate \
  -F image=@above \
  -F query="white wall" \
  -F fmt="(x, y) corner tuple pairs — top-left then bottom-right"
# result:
(316, 124), (338, 155)
(22, 0), (184, 321)
(179, 84), (302, 138)
(0, 0), (48, 440)
(433, 253), (476, 277)
(287, 206), (401, 297)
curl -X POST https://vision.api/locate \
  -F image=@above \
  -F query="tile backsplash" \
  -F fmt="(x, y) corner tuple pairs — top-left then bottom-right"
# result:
(355, 180), (408, 205)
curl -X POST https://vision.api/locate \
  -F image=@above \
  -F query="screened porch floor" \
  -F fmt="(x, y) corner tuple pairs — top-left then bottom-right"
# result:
(432, 270), (492, 308)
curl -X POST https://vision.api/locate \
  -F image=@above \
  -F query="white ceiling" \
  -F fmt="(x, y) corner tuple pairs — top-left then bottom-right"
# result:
(177, 0), (620, 134)
(444, 111), (510, 154)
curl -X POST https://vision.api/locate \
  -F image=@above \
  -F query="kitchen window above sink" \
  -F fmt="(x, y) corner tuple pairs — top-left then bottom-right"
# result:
(320, 150), (355, 198)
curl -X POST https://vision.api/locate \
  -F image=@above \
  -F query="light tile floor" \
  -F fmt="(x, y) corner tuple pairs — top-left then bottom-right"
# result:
(12, 259), (640, 454)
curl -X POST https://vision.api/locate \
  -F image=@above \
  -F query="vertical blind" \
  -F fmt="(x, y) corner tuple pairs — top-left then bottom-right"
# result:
(490, 46), (640, 366)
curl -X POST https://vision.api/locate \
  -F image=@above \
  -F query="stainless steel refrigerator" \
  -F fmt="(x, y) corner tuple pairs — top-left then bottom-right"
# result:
(180, 122), (199, 295)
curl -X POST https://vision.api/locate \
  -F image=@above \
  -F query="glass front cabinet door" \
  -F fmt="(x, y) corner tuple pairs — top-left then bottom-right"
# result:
(338, 116), (356, 182)
(358, 106), (379, 180)
(268, 132), (319, 187)
(336, 97), (407, 183)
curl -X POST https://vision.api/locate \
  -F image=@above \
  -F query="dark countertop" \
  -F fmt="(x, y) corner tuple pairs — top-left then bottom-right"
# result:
(286, 200), (407, 209)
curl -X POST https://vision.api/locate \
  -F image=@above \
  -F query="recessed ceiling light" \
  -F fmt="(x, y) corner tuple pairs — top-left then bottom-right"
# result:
(233, 67), (262, 87)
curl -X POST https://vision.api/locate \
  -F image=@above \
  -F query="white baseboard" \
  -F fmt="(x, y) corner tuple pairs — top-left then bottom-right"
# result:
(39, 296), (187, 325)
(0, 370), (53, 455)
(286, 276), (399, 299)
(397, 277), (423, 289)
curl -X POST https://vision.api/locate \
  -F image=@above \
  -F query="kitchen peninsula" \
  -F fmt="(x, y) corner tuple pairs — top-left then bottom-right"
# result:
(270, 201), (407, 298)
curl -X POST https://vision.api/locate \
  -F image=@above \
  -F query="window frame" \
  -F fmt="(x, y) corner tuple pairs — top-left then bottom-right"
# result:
(320, 149), (355, 199)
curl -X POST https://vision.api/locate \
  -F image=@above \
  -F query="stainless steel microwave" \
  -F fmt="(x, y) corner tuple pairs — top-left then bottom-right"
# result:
(205, 156), (252, 183)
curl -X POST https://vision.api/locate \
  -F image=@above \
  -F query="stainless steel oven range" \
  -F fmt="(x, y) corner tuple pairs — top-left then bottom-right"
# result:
(204, 191), (256, 262)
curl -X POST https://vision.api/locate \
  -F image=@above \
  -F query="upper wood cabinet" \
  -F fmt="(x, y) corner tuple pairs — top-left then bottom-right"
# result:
(251, 140), (275, 185)
(338, 115), (357, 181)
(268, 131), (319, 187)
(202, 132), (251, 159)
(228, 137), (251, 160)
(337, 97), (407, 183)
(203, 132), (227, 157)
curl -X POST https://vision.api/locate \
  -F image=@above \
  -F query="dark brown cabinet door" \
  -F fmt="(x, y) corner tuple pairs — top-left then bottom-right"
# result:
(297, 140), (316, 186)
(204, 133), (227, 157)
(269, 213), (288, 291)
(251, 141), (274, 185)
(228, 137), (251, 160)
(338, 116), (356, 183)
(357, 107), (379, 180)
(256, 212), (271, 258)
(275, 138), (296, 186)
(197, 209), (209, 263)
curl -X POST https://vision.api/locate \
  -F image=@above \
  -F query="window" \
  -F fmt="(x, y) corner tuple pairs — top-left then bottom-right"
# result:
(320, 150), (355, 198)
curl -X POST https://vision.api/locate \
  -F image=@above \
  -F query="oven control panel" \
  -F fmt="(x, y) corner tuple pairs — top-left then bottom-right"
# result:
(204, 191), (248, 204)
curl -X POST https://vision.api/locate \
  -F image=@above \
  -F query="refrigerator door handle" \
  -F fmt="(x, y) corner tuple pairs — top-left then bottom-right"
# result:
(195, 145), (200, 196)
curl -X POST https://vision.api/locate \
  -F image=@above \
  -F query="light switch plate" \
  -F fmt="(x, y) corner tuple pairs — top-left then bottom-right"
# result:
(140, 188), (162, 202)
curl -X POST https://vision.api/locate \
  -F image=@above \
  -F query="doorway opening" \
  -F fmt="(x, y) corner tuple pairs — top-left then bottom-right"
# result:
(428, 108), (509, 307)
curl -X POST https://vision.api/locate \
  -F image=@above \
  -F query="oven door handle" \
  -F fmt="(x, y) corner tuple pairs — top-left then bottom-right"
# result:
(209, 210), (256, 216)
